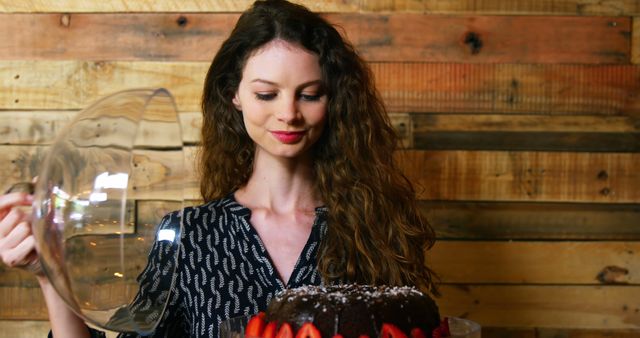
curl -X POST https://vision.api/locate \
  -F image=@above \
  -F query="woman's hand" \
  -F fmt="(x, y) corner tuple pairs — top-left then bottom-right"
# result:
(0, 190), (41, 274)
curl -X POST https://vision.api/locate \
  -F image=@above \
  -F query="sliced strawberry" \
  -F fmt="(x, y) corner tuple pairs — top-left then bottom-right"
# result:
(295, 323), (321, 338)
(245, 312), (266, 338)
(381, 323), (408, 338)
(439, 318), (450, 337)
(262, 321), (278, 338)
(410, 328), (427, 338)
(332, 335), (344, 338)
(358, 335), (370, 338)
(276, 323), (294, 338)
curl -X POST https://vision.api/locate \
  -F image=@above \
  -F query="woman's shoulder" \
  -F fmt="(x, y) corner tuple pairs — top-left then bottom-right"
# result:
(179, 194), (250, 228)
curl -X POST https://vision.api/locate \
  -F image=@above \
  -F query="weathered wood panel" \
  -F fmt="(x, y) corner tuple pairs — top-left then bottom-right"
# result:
(413, 114), (639, 133)
(633, 17), (640, 64)
(5, 110), (640, 152)
(371, 63), (640, 114)
(0, 0), (637, 15)
(2, 285), (638, 329)
(3, 62), (640, 114)
(0, 145), (196, 200)
(3, 146), (637, 202)
(398, 150), (640, 203)
(2, 321), (639, 338)
(331, 15), (630, 63)
(0, 111), (76, 145)
(0, 321), (118, 338)
(3, 240), (637, 286)
(481, 327), (640, 338)
(0, 111), (412, 148)
(0, 14), (630, 64)
(438, 285), (640, 329)
(412, 113), (640, 151)
(424, 201), (640, 240)
(429, 241), (640, 284)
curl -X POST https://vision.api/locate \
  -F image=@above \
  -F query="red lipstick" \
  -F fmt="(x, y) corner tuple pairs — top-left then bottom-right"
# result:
(271, 130), (306, 144)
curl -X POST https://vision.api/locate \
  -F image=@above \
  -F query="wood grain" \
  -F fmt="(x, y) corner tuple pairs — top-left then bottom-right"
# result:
(1, 321), (638, 338)
(3, 61), (640, 114)
(2, 285), (638, 329)
(0, 0), (637, 15)
(3, 240), (637, 286)
(3, 146), (637, 202)
(397, 150), (640, 203)
(437, 285), (640, 329)
(0, 14), (629, 64)
(428, 241), (640, 284)
(423, 201), (640, 240)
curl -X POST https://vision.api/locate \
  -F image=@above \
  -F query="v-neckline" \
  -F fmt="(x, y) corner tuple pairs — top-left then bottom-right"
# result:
(227, 194), (326, 289)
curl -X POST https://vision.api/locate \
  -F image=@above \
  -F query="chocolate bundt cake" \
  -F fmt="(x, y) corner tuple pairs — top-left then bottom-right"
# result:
(245, 284), (445, 338)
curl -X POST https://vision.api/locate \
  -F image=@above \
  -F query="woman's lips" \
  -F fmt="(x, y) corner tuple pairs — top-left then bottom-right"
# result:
(270, 130), (306, 144)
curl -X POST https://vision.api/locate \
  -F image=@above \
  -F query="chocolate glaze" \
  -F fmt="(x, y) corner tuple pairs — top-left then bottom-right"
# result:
(265, 285), (440, 338)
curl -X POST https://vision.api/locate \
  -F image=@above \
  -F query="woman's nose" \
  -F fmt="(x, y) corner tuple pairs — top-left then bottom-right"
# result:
(275, 95), (300, 124)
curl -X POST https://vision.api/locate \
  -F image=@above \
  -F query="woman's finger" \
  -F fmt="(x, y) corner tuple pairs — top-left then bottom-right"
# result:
(0, 207), (28, 238)
(1, 234), (37, 268)
(0, 220), (31, 253)
(0, 192), (32, 211)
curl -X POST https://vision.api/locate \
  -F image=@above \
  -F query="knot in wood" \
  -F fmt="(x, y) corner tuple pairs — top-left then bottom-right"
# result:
(176, 16), (188, 27)
(60, 14), (71, 28)
(464, 32), (483, 55)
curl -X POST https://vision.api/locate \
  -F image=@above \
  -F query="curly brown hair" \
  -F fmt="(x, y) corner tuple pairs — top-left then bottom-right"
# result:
(199, 0), (438, 295)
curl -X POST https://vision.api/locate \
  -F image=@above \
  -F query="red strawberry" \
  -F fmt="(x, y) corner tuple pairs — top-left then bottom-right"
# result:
(439, 318), (450, 337)
(276, 323), (294, 338)
(381, 323), (408, 338)
(246, 312), (266, 337)
(358, 336), (370, 338)
(410, 328), (427, 338)
(332, 335), (344, 338)
(262, 322), (278, 338)
(295, 323), (321, 338)
(431, 327), (441, 338)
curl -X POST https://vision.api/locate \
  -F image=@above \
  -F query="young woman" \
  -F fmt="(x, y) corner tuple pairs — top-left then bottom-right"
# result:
(0, 1), (437, 337)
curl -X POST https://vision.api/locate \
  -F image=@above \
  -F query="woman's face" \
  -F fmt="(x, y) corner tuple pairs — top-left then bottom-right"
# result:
(233, 39), (327, 161)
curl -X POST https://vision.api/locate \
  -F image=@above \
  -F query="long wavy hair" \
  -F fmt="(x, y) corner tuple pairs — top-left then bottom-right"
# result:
(199, 0), (438, 295)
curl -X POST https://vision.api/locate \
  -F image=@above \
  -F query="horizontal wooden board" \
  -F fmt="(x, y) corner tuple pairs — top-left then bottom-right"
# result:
(413, 114), (640, 133)
(0, 145), (197, 200)
(0, 321), (119, 338)
(0, 111), (412, 148)
(398, 150), (640, 203)
(3, 146), (638, 202)
(1, 321), (638, 338)
(4, 110), (639, 152)
(424, 201), (640, 240)
(438, 285), (640, 329)
(0, 14), (630, 64)
(428, 241), (640, 284)
(481, 327), (640, 338)
(4, 61), (640, 114)
(331, 15), (630, 64)
(2, 285), (638, 329)
(415, 131), (640, 152)
(3, 240), (637, 287)
(0, 0), (638, 15)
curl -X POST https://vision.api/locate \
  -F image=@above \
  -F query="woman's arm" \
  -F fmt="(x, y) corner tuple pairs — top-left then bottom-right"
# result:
(38, 275), (92, 338)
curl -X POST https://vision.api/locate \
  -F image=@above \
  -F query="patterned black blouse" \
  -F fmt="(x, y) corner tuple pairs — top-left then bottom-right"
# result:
(52, 194), (328, 338)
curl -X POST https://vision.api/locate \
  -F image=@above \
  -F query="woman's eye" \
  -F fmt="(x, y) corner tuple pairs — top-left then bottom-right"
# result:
(300, 93), (322, 101)
(255, 93), (276, 101)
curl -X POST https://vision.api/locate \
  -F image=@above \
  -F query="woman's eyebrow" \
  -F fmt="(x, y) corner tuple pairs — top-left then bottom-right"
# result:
(249, 78), (323, 90)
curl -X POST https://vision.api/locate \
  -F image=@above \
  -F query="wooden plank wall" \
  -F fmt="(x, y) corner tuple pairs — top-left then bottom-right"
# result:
(1, 0), (639, 337)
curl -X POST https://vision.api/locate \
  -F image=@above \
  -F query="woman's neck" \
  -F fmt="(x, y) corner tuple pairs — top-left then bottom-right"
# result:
(235, 149), (321, 214)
